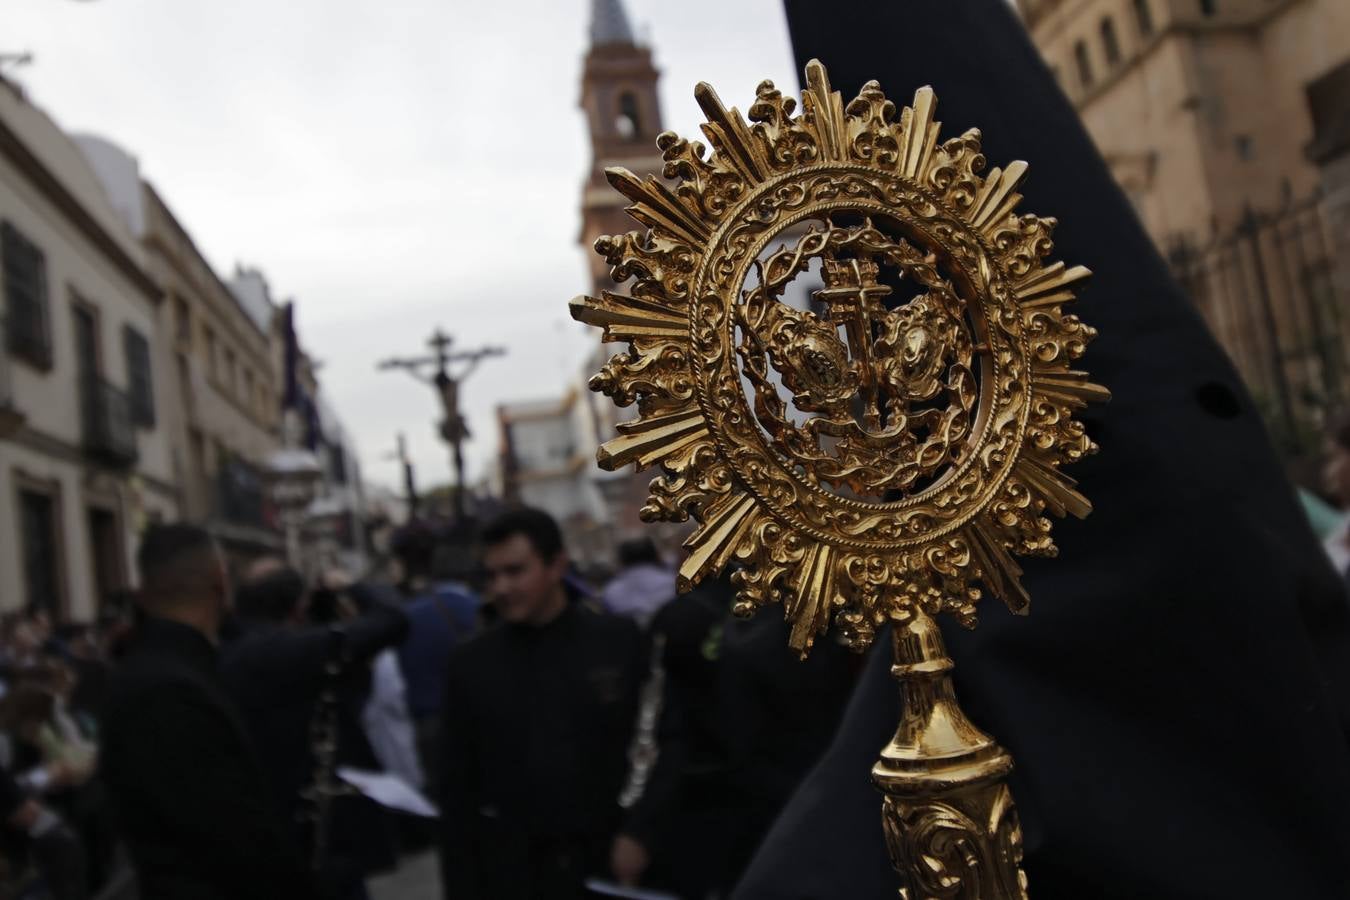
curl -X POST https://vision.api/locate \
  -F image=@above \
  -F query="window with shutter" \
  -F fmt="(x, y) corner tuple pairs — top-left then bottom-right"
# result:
(1133, 0), (1154, 38)
(1100, 17), (1121, 68)
(123, 324), (155, 428)
(330, 441), (348, 484)
(18, 486), (63, 616)
(2, 221), (53, 370)
(1074, 40), (1094, 89)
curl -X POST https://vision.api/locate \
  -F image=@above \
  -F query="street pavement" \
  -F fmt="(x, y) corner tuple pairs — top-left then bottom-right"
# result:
(95, 848), (441, 898)
(370, 850), (441, 900)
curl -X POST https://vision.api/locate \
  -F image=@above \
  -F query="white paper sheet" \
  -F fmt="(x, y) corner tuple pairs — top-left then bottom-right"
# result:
(582, 878), (680, 899)
(335, 766), (439, 818)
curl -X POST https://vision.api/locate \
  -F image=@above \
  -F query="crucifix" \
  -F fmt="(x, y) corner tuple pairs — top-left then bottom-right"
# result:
(815, 257), (892, 431)
(378, 328), (505, 520)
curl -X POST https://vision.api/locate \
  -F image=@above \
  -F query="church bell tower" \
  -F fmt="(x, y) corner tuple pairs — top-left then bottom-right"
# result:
(578, 0), (666, 294)
(575, 0), (676, 546)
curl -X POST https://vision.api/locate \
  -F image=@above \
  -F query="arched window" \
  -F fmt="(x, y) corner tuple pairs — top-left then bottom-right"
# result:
(616, 92), (641, 140)
(1100, 16), (1121, 67)
(1133, 0), (1154, 37)
(1074, 40), (1094, 89)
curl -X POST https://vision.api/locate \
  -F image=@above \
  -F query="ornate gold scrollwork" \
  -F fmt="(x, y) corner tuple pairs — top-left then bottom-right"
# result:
(571, 60), (1105, 900)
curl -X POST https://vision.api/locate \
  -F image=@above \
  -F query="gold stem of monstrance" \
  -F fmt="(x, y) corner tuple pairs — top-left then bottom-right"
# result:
(571, 61), (1107, 898)
(875, 609), (1026, 897)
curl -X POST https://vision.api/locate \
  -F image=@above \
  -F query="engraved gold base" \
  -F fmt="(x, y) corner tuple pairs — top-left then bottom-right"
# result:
(872, 610), (1029, 899)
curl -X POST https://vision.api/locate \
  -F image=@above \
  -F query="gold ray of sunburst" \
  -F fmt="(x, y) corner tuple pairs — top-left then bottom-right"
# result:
(571, 60), (1107, 654)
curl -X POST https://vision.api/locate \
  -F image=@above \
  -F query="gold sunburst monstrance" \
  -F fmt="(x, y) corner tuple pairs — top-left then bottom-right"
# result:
(571, 60), (1106, 898)
(573, 61), (1104, 651)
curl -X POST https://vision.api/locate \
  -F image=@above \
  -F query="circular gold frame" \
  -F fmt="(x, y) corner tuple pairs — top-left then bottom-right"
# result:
(571, 62), (1107, 652)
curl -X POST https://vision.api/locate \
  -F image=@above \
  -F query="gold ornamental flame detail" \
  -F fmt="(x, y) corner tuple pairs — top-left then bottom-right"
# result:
(571, 60), (1108, 655)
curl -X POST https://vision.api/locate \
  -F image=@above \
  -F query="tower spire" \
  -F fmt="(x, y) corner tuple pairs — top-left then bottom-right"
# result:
(579, 0), (663, 293)
(590, 0), (635, 47)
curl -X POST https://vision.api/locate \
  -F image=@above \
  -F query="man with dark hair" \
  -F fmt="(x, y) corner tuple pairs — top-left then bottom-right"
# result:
(100, 524), (314, 900)
(220, 559), (408, 899)
(232, 557), (308, 624)
(437, 507), (646, 899)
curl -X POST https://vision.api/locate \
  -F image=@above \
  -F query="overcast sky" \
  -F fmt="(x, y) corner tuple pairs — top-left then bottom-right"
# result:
(5, 0), (797, 491)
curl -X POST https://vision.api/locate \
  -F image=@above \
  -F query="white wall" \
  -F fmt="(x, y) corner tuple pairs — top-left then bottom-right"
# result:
(518, 472), (607, 527)
(72, 135), (145, 239)
(511, 415), (578, 472)
(0, 84), (178, 618)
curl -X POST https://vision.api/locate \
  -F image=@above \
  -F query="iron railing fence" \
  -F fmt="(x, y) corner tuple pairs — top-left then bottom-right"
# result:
(1167, 192), (1345, 452)
(80, 372), (138, 466)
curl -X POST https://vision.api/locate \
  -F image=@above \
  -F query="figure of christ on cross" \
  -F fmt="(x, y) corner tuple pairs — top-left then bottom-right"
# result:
(378, 328), (505, 520)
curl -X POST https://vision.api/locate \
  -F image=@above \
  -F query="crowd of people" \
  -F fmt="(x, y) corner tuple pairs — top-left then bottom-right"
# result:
(405, 509), (857, 899)
(13, 438), (1347, 900)
(0, 606), (123, 900)
(0, 483), (1347, 898)
(0, 505), (865, 900)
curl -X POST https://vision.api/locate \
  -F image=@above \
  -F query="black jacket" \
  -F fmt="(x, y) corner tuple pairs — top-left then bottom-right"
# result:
(736, 3), (1350, 898)
(220, 590), (408, 884)
(716, 610), (854, 879)
(220, 598), (409, 832)
(437, 602), (645, 899)
(622, 580), (732, 852)
(624, 578), (855, 896)
(100, 617), (314, 900)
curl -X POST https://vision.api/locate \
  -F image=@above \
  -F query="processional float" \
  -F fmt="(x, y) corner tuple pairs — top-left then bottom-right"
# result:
(571, 60), (1107, 898)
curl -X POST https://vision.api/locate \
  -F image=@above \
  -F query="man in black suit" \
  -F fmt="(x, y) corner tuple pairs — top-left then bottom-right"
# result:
(221, 560), (408, 897)
(735, 3), (1350, 898)
(100, 524), (314, 900)
(437, 508), (646, 900)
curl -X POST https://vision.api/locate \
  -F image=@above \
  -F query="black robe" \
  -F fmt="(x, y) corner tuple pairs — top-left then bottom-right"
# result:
(623, 578), (857, 897)
(100, 617), (315, 900)
(219, 594), (408, 888)
(736, 2), (1350, 897)
(436, 602), (645, 899)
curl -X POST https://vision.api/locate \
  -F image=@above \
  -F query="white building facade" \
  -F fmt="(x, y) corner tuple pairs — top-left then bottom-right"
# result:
(497, 388), (614, 564)
(0, 78), (177, 619)
(79, 137), (288, 563)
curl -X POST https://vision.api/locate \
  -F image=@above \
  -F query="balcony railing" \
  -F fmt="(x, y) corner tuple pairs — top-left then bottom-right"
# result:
(81, 373), (138, 466)
(214, 457), (269, 530)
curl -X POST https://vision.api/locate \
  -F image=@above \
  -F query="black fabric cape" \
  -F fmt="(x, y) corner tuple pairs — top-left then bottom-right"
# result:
(101, 618), (316, 900)
(735, 2), (1350, 897)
